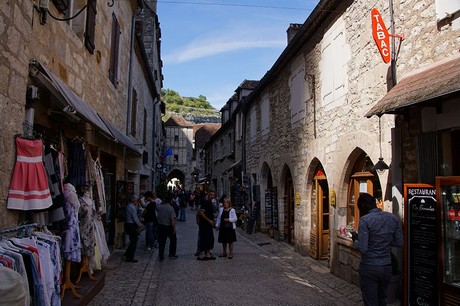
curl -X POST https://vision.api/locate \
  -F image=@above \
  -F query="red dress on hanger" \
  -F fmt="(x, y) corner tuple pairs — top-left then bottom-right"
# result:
(7, 137), (52, 210)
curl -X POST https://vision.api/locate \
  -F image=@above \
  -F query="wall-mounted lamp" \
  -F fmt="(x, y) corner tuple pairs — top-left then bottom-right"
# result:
(372, 115), (390, 173)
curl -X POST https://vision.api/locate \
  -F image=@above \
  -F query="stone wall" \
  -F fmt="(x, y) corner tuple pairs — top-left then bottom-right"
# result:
(0, 0), (161, 230)
(0, 0), (35, 229)
(243, 0), (459, 283)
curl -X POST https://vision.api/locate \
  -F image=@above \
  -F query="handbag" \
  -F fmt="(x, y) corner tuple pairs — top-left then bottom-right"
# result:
(221, 221), (233, 230)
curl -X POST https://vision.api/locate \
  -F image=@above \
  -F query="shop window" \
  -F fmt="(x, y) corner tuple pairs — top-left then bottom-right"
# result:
(109, 13), (121, 87)
(347, 171), (377, 230)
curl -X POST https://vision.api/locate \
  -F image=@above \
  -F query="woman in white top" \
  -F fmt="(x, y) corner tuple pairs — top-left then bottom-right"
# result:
(215, 198), (237, 259)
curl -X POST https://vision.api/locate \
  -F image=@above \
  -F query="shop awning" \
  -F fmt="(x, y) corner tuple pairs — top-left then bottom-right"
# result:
(31, 61), (141, 155)
(99, 115), (142, 155)
(365, 55), (460, 118)
(36, 62), (113, 138)
(224, 160), (241, 174)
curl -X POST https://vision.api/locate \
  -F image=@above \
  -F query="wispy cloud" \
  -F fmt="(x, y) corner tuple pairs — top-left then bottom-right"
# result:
(163, 26), (286, 64)
(164, 39), (284, 64)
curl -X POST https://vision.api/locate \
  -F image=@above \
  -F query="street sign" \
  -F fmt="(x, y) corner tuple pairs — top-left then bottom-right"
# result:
(371, 8), (391, 63)
(156, 162), (162, 170)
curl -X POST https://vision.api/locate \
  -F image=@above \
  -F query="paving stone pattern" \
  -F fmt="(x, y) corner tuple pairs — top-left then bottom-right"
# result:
(89, 209), (364, 306)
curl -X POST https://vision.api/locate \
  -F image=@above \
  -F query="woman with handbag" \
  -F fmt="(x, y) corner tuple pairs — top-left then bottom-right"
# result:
(215, 198), (237, 259)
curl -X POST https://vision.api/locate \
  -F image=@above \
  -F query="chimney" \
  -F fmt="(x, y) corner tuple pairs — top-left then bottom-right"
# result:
(287, 23), (302, 44)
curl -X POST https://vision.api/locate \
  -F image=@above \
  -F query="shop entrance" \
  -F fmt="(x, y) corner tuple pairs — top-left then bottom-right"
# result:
(284, 173), (295, 244)
(309, 169), (330, 260)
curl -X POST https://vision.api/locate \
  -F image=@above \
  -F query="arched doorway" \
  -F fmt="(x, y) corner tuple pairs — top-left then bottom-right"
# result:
(282, 167), (295, 244)
(261, 163), (278, 233)
(310, 167), (330, 260)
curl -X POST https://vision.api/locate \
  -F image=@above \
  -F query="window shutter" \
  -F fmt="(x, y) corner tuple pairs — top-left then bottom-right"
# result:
(109, 13), (120, 86)
(85, 0), (97, 54)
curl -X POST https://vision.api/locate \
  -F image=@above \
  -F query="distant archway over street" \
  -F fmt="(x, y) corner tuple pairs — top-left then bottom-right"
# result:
(167, 169), (185, 191)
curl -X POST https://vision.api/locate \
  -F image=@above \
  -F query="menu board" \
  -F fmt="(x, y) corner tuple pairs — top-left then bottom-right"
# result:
(272, 187), (278, 230)
(265, 189), (273, 226)
(405, 184), (438, 306)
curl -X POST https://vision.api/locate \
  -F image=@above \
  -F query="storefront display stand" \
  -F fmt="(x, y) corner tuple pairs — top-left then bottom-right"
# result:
(62, 270), (105, 306)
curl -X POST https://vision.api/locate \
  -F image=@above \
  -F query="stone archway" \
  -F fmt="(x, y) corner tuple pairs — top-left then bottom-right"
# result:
(166, 169), (186, 191)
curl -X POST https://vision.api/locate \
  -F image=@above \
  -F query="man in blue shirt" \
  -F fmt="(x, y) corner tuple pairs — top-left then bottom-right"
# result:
(352, 193), (404, 306)
(124, 195), (143, 262)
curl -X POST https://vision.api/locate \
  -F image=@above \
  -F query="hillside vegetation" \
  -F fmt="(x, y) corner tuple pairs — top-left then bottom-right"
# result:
(161, 89), (220, 124)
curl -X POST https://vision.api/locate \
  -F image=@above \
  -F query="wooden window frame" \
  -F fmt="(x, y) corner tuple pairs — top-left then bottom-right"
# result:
(347, 171), (375, 230)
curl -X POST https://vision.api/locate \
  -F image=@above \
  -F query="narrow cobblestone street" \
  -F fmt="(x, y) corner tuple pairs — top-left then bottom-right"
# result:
(88, 208), (363, 306)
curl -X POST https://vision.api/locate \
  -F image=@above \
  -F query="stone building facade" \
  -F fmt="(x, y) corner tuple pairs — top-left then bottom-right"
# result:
(163, 115), (195, 190)
(205, 80), (258, 204)
(194, 123), (220, 189)
(205, 0), (460, 293)
(0, 0), (164, 246)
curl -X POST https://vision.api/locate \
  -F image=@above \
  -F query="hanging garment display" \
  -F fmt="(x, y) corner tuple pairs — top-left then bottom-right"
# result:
(93, 158), (107, 214)
(62, 183), (81, 262)
(79, 192), (96, 258)
(67, 141), (87, 187)
(7, 137), (52, 210)
(43, 144), (65, 222)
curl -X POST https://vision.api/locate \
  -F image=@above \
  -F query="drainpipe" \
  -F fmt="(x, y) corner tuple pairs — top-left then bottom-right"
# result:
(241, 105), (247, 209)
(389, 0), (397, 87)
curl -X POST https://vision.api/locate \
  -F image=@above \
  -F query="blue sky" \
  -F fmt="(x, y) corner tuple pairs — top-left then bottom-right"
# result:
(157, 0), (320, 110)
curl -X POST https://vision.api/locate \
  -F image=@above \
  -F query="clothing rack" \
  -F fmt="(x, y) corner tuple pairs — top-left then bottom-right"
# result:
(0, 223), (39, 238)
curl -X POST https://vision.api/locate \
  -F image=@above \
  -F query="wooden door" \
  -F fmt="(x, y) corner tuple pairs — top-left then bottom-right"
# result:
(310, 175), (329, 259)
(284, 177), (295, 244)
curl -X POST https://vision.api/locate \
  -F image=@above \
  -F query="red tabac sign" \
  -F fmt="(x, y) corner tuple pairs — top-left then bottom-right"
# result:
(371, 8), (391, 63)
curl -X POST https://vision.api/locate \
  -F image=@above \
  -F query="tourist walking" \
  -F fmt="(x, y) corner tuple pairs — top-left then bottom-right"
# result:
(352, 193), (404, 306)
(196, 191), (216, 261)
(156, 193), (178, 261)
(124, 195), (143, 262)
(143, 191), (158, 250)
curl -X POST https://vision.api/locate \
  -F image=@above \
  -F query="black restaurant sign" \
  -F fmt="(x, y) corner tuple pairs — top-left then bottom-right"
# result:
(405, 184), (438, 306)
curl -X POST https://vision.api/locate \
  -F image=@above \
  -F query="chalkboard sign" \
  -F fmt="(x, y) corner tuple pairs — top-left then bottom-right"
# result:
(272, 187), (279, 230)
(404, 184), (438, 306)
(265, 189), (273, 226)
